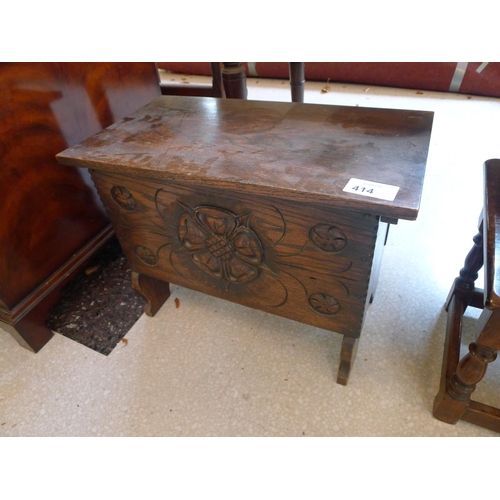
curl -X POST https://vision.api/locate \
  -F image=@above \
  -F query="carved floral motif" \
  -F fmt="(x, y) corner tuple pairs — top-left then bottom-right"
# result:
(113, 185), (353, 314)
(177, 204), (264, 287)
(309, 224), (347, 253)
(135, 245), (157, 266)
(308, 293), (340, 315)
(111, 186), (137, 211)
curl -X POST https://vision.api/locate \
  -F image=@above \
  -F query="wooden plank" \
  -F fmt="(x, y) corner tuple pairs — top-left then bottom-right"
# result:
(56, 96), (434, 221)
(462, 400), (500, 433)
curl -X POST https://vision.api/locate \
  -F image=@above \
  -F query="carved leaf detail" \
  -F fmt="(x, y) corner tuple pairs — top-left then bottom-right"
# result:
(231, 228), (263, 264)
(178, 214), (206, 250)
(225, 257), (260, 284)
(191, 249), (223, 279)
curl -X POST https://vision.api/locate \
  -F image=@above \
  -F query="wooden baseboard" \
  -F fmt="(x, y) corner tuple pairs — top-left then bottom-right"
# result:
(0, 225), (114, 348)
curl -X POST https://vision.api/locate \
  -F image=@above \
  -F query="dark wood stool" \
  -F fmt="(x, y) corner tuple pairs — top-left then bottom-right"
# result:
(56, 96), (433, 385)
(433, 159), (500, 432)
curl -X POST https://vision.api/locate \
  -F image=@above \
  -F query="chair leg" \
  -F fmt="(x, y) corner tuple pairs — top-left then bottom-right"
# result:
(434, 296), (500, 428)
(210, 62), (224, 98)
(222, 63), (248, 99)
(433, 291), (468, 423)
(434, 220), (486, 424)
(289, 63), (305, 103)
(445, 224), (484, 311)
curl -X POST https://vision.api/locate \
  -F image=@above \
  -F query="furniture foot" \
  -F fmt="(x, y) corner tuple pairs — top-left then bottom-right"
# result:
(1, 301), (54, 353)
(337, 336), (359, 385)
(131, 271), (170, 317)
(433, 383), (470, 425)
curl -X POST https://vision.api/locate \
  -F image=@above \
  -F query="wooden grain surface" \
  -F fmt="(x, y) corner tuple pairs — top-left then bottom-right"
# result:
(57, 96), (434, 221)
(484, 159), (500, 307)
(91, 170), (380, 336)
(0, 62), (161, 309)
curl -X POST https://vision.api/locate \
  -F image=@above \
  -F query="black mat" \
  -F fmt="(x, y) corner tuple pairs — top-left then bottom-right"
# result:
(46, 239), (146, 355)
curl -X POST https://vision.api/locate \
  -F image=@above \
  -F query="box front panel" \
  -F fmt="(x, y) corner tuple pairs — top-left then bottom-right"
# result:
(92, 171), (379, 337)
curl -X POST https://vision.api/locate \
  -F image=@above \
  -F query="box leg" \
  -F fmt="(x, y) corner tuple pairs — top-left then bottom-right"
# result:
(337, 336), (359, 385)
(131, 271), (171, 317)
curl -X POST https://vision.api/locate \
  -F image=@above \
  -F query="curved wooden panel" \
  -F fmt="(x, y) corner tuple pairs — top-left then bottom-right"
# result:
(0, 62), (161, 309)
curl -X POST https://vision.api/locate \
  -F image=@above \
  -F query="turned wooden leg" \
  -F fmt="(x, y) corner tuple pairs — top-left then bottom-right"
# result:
(222, 63), (248, 99)
(131, 271), (171, 317)
(434, 306), (500, 425)
(434, 340), (497, 424)
(337, 336), (359, 385)
(210, 62), (224, 98)
(445, 222), (484, 311)
(289, 63), (305, 103)
(434, 217), (491, 424)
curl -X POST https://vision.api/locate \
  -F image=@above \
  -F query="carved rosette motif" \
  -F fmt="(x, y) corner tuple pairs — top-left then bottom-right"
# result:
(111, 186), (137, 211)
(135, 245), (157, 266)
(309, 224), (347, 253)
(308, 293), (341, 315)
(177, 204), (264, 288)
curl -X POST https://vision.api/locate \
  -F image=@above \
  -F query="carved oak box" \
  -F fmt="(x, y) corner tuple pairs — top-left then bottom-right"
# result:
(56, 96), (433, 384)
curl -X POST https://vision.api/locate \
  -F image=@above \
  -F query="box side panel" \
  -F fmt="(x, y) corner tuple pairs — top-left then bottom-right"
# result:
(92, 171), (380, 337)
